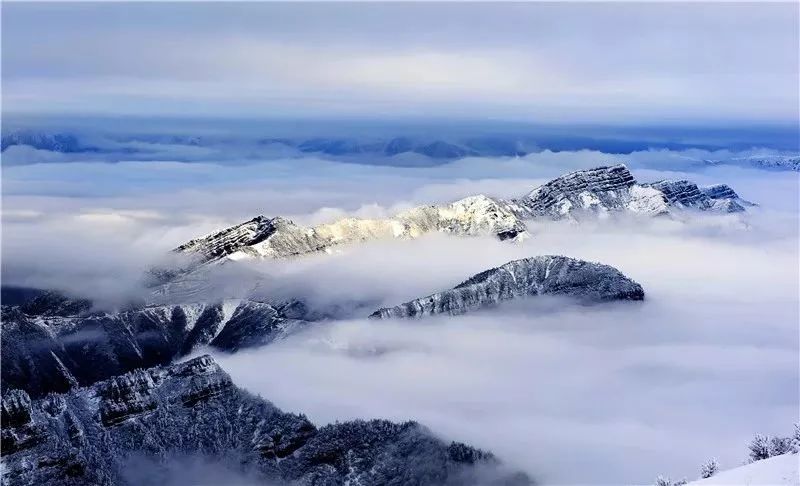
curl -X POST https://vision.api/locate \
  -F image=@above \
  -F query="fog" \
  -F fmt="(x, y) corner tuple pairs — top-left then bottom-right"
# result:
(2, 150), (798, 483)
(211, 223), (798, 484)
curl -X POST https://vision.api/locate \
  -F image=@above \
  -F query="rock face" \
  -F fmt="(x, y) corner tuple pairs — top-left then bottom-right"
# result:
(174, 194), (527, 268)
(370, 256), (644, 319)
(169, 165), (751, 276)
(1, 297), (308, 398)
(0, 356), (531, 486)
(513, 164), (750, 220)
(643, 180), (751, 213)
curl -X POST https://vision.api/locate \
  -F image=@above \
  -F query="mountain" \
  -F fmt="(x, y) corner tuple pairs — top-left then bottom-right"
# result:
(1, 296), (309, 398)
(743, 155), (800, 171)
(370, 256), (644, 319)
(644, 179), (751, 213)
(168, 165), (750, 279)
(413, 140), (476, 159)
(705, 155), (800, 172)
(512, 164), (749, 220)
(174, 195), (527, 268)
(0, 355), (531, 486)
(1, 130), (89, 153)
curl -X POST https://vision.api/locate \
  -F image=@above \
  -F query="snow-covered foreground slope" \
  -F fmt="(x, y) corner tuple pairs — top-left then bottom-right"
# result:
(687, 454), (799, 486)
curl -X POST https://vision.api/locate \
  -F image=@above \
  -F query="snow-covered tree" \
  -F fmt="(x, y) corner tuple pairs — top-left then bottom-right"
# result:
(700, 459), (718, 479)
(769, 436), (793, 456)
(748, 434), (771, 462)
(792, 424), (800, 453)
(655, 476), (687, 486)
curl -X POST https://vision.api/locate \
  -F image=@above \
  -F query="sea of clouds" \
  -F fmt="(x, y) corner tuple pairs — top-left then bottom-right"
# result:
(1, 149), (798, 484)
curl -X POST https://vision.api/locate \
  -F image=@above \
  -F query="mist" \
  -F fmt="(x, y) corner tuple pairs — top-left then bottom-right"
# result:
(2, 148), (798, 483)
(209, 221), (798, 484)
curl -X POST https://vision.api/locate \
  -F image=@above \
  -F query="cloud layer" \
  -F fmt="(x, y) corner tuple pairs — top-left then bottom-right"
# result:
(210, 221), (798, 484)
(2, 149), (797, 483)
(3, 3), (798, 122)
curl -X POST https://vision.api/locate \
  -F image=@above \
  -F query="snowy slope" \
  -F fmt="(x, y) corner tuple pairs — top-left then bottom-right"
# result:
(687, 454), (799, 486)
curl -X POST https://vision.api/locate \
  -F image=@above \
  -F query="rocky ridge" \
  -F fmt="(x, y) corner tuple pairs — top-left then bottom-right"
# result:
(172, 165), (749, 274)
(1, 296), (308, 398)
(370, 255), (644, 319)
(175, 195), (526, 268)
(0, 355), (530, 486)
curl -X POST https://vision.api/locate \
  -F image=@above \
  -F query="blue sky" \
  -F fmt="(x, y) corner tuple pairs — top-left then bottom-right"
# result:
(2, 2), (798, 124)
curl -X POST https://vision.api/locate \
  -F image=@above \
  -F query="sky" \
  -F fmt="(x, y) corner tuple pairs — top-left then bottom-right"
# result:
(2, 2), (799, 124)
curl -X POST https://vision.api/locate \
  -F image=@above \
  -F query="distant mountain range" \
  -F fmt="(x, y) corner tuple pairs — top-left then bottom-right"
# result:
(169, 164), (752, 277)
(3, 128), (798, 169)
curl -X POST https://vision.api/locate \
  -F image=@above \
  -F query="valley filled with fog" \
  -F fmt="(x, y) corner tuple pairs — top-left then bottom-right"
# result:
(3, 147), (797, 484)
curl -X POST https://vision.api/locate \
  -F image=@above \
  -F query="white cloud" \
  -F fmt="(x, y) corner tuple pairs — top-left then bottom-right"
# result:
(2, 149), (798, 482)
(2, 3), (797, 121)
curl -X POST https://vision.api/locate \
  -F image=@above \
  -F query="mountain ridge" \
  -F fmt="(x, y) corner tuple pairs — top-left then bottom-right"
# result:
(0, 355), (531, 486)
(370, 255), (644, 319)
(170, 164), (751, 276)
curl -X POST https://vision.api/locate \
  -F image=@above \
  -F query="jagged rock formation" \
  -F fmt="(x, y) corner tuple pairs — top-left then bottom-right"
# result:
(512, 164), (751, 220)
(371, 256), (644, 319)
(644, 180), (751, 213)
(175, 194), (527, 268)
(167, 164), (751, 282)
(1, 297), (308, 398)
(0, 356), (531, 486)
(512, 165), (670, 219)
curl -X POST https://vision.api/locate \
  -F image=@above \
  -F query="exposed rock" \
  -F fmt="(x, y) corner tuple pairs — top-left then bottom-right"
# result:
(513, 164), (751, 220)
(173, 194), (527, 268)
(701, 183), (756, 209)
(0, 356), (532, 486)
(512, 164), (669, 220)
(644, 179), (758, 213)
(371, 256), (644, 319)
(1, 298), (306, 398)
(18, 291), (93, 317)
(168, 165), (751, 278)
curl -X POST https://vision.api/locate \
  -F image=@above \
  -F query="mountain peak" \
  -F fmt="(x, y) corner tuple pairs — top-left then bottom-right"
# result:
(371, 255), (644, 319)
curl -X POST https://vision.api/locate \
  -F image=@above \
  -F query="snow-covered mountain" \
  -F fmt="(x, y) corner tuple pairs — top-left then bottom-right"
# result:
(705, 155), (800, 172)
(175, 194), (527, 268)
(0, 130), (87, 153)
(644, 179), (754, 213)
(2, 253), (646, 398)
(1, 293), (309, 398)
(0, 355), (531, 486)
(171, 165), (750, 276)
(512, 164), (749, 220)
(370, 256), (644, 319)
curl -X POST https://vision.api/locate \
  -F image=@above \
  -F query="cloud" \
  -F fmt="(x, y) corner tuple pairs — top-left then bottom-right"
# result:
(2, 149), (797, 303)
(2, 3), (797, 122)
(208, 220), (798, 484)
(2, 148), (798, 482)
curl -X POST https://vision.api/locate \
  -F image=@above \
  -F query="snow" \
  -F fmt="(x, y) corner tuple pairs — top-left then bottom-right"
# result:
(687, 454), (799, 486)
